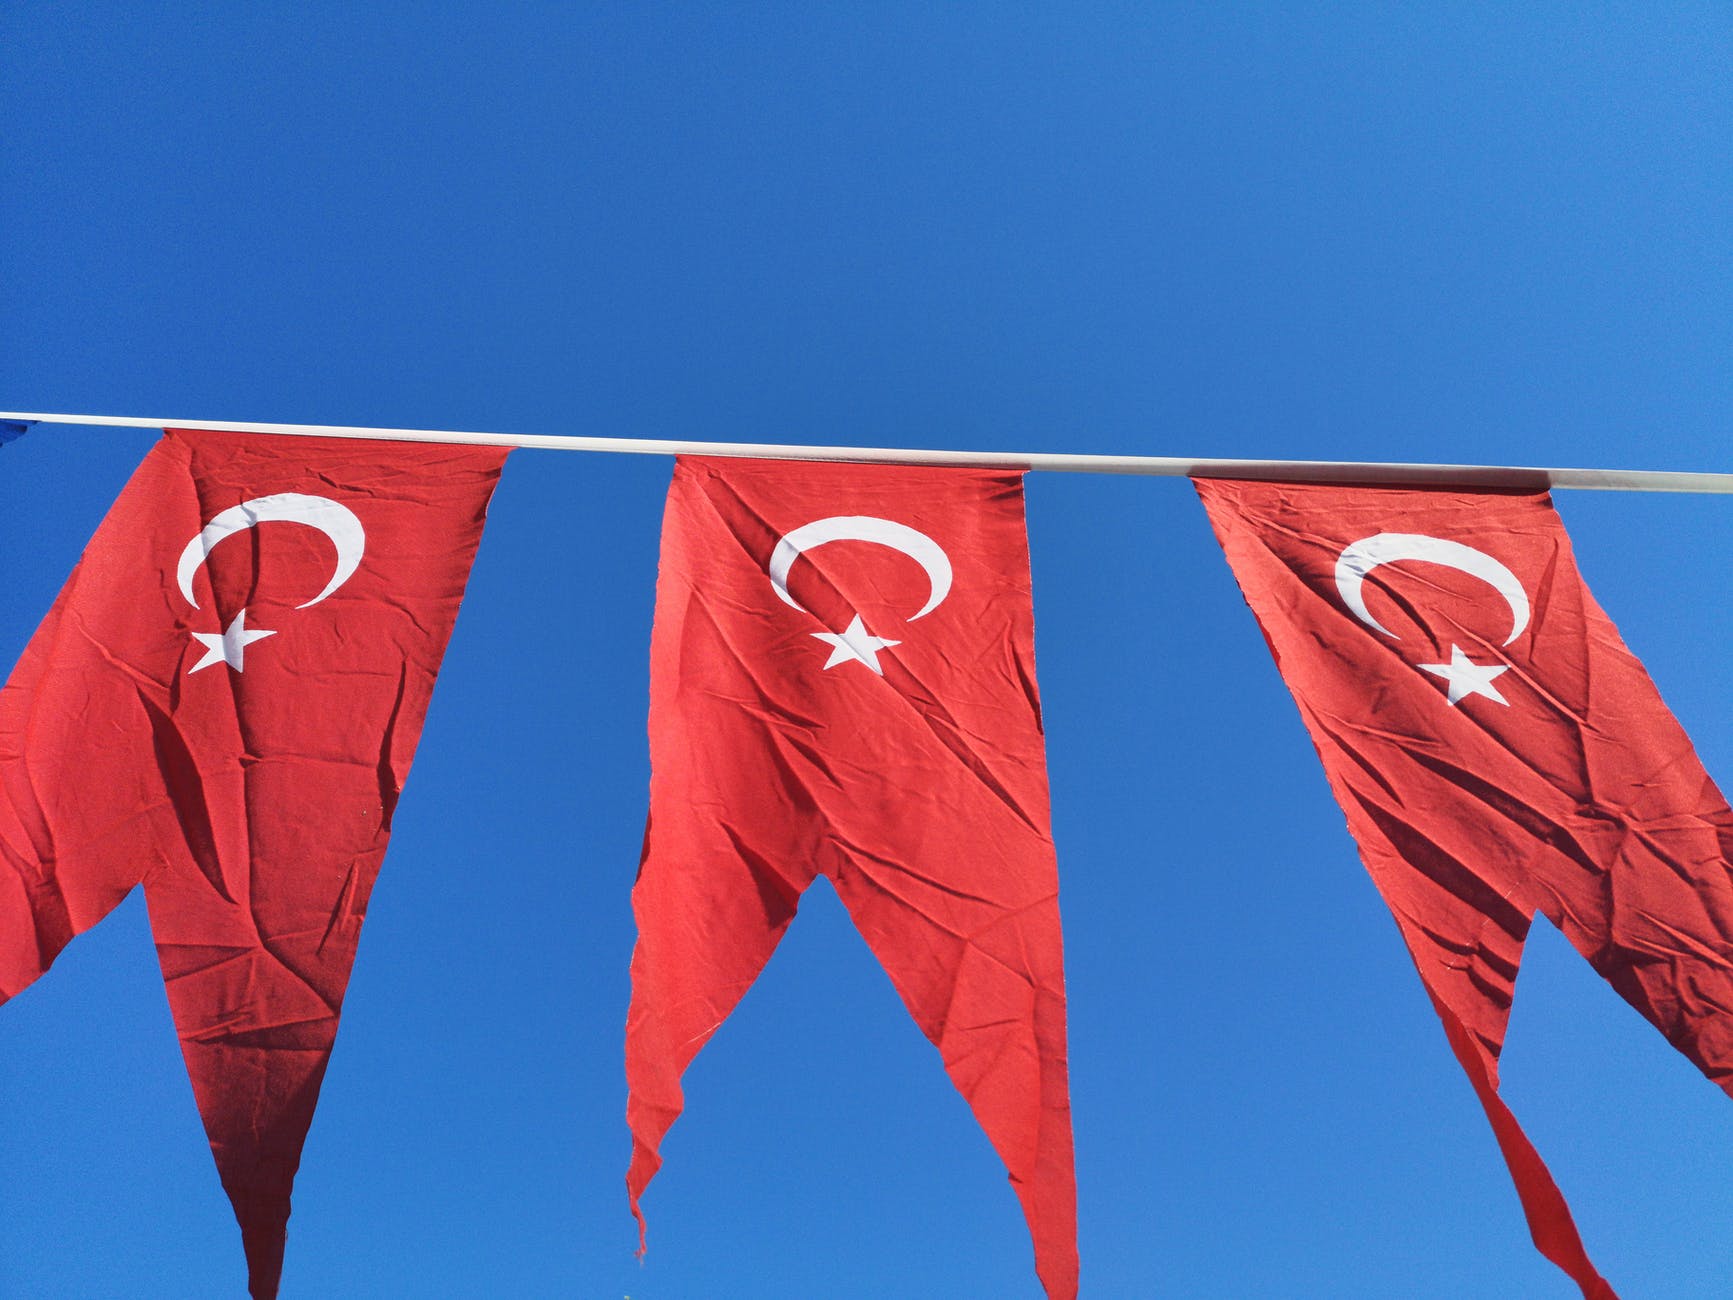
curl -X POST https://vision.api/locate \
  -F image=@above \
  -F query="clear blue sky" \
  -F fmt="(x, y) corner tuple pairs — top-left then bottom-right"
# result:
(4, 5), (1732, 1296)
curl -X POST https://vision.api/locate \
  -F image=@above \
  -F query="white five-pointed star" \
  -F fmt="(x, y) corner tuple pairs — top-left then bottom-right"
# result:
(1418, 644), (1510, 706)
(811, 613), (901, 675)
(188, 609), (277, 674)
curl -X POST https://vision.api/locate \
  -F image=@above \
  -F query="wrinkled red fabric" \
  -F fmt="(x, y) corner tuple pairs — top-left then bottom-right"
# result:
(627, 456), (1077, 1298)
(0, 428), (505, 1297)
(1197, 477), (1733, 1298)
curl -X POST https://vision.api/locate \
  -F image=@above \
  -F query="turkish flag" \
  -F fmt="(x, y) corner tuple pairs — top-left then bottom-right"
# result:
(0, 428), (505, 1297)
(627, 456), (1078, 1298)
(1197, 477), (1733, 1299)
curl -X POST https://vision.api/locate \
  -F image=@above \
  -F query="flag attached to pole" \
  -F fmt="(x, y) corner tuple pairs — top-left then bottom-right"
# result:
(0, 428), (506, 1297)
(627, 456), (1079, 1299)
(1195, 476), (1733, 1299)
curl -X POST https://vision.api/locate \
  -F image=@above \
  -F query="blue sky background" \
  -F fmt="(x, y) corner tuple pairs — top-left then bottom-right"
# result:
(3, 5), (1732, 1296)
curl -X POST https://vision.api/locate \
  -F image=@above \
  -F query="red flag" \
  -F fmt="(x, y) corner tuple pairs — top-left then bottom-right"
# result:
(626, 456), (1078, 1298)
(1197, 477), (1733, 1298)
(0, 428), (505, 1297)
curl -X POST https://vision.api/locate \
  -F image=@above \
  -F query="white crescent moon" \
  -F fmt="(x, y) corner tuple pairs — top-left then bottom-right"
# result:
(1335, 532), (1529, 646)
(177, 493), (366, 610)
(768, 516), (952, 621)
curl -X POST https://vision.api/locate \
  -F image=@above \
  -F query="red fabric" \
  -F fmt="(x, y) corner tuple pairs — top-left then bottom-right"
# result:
(0, 428), (505, 1297)
(1431, 992), (1615, 1300)
(627, 456), (1077, 1298)
(1197, 476), (1733, 1298)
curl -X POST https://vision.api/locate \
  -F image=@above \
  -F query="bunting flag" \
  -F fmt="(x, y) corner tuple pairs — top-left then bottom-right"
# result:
(626, 456), (1078, 1298)
(0, 428), (505, 1298)
(1196, 476), (1733, 1299)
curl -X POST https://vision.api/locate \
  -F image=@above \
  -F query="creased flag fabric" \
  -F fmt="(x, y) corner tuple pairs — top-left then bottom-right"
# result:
(1196, 476), (1733, 1299)
(0, 428), (505, 1298)
(627, 456), (1078, 1298)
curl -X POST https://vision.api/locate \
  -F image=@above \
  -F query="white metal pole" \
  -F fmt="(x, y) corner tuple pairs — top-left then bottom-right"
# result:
(3, 410), (1729, 494)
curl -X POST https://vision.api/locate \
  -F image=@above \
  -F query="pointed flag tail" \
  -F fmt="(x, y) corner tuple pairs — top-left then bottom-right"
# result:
(1194, 475), (1733, 1297)
(626, 456), (1079, 1299)
(1, 428), (506, 1296)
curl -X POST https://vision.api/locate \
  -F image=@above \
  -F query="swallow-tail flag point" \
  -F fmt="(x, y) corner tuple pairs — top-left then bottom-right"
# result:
(627, 456), (1079, 1298)
(1197, 477), (1733, 1299)
(0, 428), (506, 1298)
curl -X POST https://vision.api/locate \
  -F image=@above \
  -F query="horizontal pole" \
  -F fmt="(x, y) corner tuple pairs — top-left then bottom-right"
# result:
(3, 410), (1730, 494)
